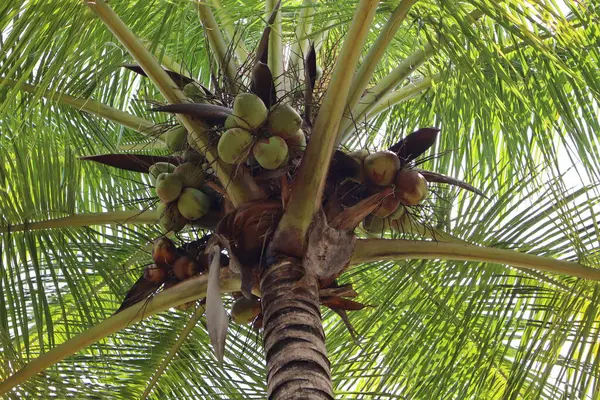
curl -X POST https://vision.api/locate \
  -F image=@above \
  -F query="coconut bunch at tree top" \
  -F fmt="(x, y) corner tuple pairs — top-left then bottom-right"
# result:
(79, 1), (485, 317)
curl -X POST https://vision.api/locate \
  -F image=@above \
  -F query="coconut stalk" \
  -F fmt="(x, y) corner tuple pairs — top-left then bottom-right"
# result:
(86, 0), (261, 206)
(195, 0), (240, 93)
(338, 42), (435, 142)
(343, 0), (417, 128)
(1, 79), (162, 139)
(365, 74), (439, 119)
(0, 270), (241, 396)
(350, 239), (600, 281)
(142, 304), (205, 399)
(272, 0), (380, 255)
(266, 0), (284, 97)
(338, 10), (483, 143)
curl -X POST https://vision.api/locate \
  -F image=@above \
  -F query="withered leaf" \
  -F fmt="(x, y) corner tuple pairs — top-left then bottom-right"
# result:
(151, 103), (232, 126)
(389, 127), (440, 165)
(122, 64), (195, 88)
(417, 169), (486, 197)
(206, 246), (228, 364)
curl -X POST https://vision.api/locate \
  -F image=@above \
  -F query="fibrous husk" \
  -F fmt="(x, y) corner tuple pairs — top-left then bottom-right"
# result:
(252, 136), (289, 170)
(233, 93), (268, 130)
(395, 169), (428, 206)
(217, 128), (254, 164)
(152, 237), (178, 266)
(143, 264), (170, 284)
(149, 162), (177, 184)
(155, 172), (184, 203)
(364, 151), (401, 186)
(267, 103), (302, 139)
(371, 192), (401, 218)
(165, 125), (188, 151)
(174, 162), (206, 189)
(172, 255), (200, 281)
(177, 188), (212, 220)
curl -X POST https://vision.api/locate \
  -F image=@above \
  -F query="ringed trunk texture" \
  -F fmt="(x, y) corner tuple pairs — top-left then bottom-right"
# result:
(260, 258), (334, 399)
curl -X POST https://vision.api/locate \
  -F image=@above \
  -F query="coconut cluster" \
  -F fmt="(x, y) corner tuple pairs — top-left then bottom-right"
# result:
(217, 93), (306, 170)
(149, 161), (211, 232)
(348, 150), (429, 235)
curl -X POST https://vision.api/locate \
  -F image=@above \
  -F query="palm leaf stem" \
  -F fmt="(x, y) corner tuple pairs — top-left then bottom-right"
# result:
(141, 304), (205, 399)
(0, 210), (158, 234)
(266, 0), (284, 97)
(273, 0), (380, 255)
(345, 0), (417, 124)
(287, 0), (316, 71)
(351, 239), (600, 281)
(0, 78), (162, 140)
(195, 0), (240, 93)
(206, 0), (250, 63)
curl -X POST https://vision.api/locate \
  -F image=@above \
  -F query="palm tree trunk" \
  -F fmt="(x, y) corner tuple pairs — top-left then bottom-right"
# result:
(260, 258), (333, 399)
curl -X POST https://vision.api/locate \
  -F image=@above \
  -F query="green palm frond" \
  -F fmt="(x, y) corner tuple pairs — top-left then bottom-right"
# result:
(1, 0), (599, 398)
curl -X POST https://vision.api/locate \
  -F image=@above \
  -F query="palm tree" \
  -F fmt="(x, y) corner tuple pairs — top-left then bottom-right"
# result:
(1, 0), (599, 398)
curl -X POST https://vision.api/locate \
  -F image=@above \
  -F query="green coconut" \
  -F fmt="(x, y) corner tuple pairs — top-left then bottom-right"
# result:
(362, 214), (390, 235)
(252, 136), (289, 170)
(267, 103), (302, 139)
(231, 297), (261, 324)
(217, 128), (254, 164)
(155, 173), (183, 203)
(165, 125), (188, 151)
(233, 93), (268, 130)
(149, 162), (176, 185)
(158, 202), (187, 233)
(364, 151), (401, 186)
(177, 188), (211, 220)
(346, 149), (370, 183)
(224, 114), (239, 129)
(395, 169), (428, 206)
(174, 162), (206, 189)
(286, 129), (307, 151)
(182, 148), (205, 164)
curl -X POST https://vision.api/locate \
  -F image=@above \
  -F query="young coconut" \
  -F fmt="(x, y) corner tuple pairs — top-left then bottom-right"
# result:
(347, 149), (370, 183)
(362, 214), (390, 235)
(183, 82), (206, 103)
(232, 93), (268, 129)
(231, 297), (261, 325)
(165, 125), (188, 151)
(182, 148), (205, 164)
(155, 173), (184, 203)
(217, 128), (254, 164)
(372, 192), (402, 218)
(252, 136), (289, 170)
(224, 114), (239, 129)
(149, 162), (176, 185)
(395, 169), (428, 206)
(364, 151), (401, 186)
(267, 103), (302, 139)
(174, 162), (206, 189)
(177, 188), (212, 220)
(158, 202), (187, 233)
